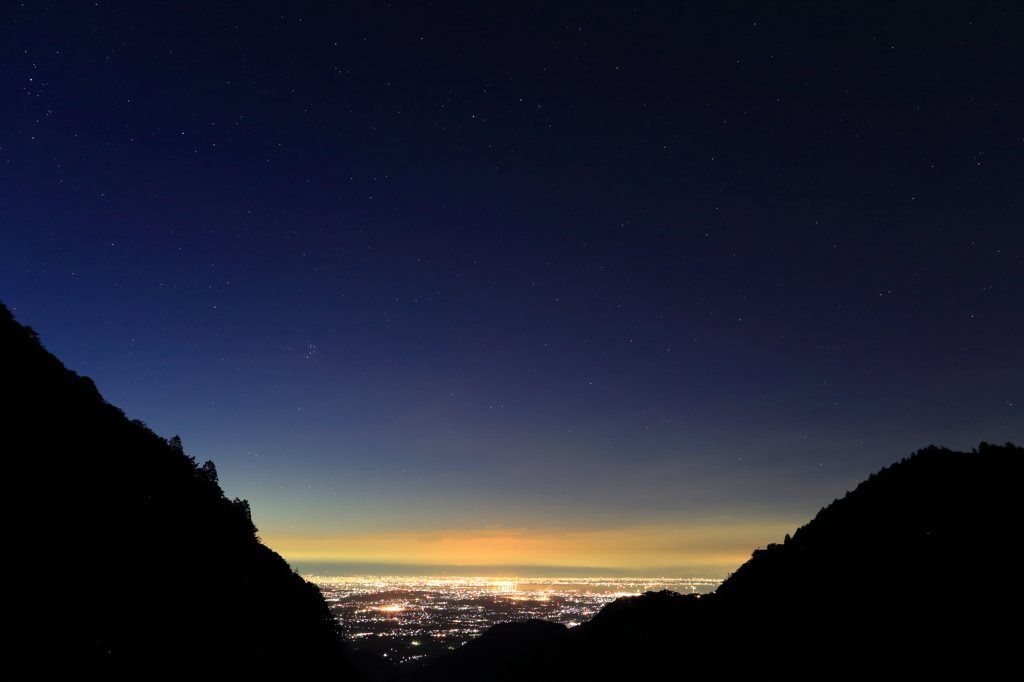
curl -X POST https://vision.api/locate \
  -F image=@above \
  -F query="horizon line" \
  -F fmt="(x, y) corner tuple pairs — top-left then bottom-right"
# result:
(289, 560), (731, 579)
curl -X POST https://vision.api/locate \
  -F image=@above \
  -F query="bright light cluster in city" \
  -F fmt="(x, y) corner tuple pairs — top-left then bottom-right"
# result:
(311, 575), (722, 665)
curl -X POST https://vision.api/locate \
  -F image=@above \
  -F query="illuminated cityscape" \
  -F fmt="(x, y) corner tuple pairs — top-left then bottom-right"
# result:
(311, 576), (721, 666)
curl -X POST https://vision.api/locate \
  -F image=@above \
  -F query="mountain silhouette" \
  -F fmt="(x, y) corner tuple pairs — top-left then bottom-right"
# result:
(420, 441), (1020, 681)
(2, 301), (354, 675)
(8, 298), (1017, 678)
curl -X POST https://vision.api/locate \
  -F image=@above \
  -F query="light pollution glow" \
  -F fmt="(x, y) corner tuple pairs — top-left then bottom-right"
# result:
(263, 521), (798, 576)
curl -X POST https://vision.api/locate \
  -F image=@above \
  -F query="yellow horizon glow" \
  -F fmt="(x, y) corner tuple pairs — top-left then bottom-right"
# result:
(262, 521), (797, 574)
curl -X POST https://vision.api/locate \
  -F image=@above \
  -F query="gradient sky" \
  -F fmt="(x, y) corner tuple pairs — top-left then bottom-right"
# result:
(2, 1), (1021, 576)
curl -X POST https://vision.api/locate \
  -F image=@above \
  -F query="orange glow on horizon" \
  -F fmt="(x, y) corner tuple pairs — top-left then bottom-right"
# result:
(262, 521), (797, 576)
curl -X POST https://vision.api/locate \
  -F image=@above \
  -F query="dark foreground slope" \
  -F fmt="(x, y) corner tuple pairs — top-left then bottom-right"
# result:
(421, 442), (1021, 681)
(2, 302), (351, 674)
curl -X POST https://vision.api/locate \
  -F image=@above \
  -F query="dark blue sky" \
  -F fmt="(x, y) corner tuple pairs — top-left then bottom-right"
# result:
(3, 1), (1020, 575)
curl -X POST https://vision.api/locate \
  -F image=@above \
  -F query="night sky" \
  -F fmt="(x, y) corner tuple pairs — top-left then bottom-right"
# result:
(3, 1), (1021, 576)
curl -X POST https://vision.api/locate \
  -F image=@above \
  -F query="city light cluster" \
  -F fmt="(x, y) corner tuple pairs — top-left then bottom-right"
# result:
(310, 575), (721, 665)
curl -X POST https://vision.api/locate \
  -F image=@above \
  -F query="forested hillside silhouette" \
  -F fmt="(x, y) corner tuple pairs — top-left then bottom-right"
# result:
(7, 298), (1017, 679)
(2, 302), (353, 675)
(420, 441), (1020, 681)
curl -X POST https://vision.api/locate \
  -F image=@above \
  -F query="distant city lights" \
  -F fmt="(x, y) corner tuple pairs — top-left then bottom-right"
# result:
(309, 575), (721, 666)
